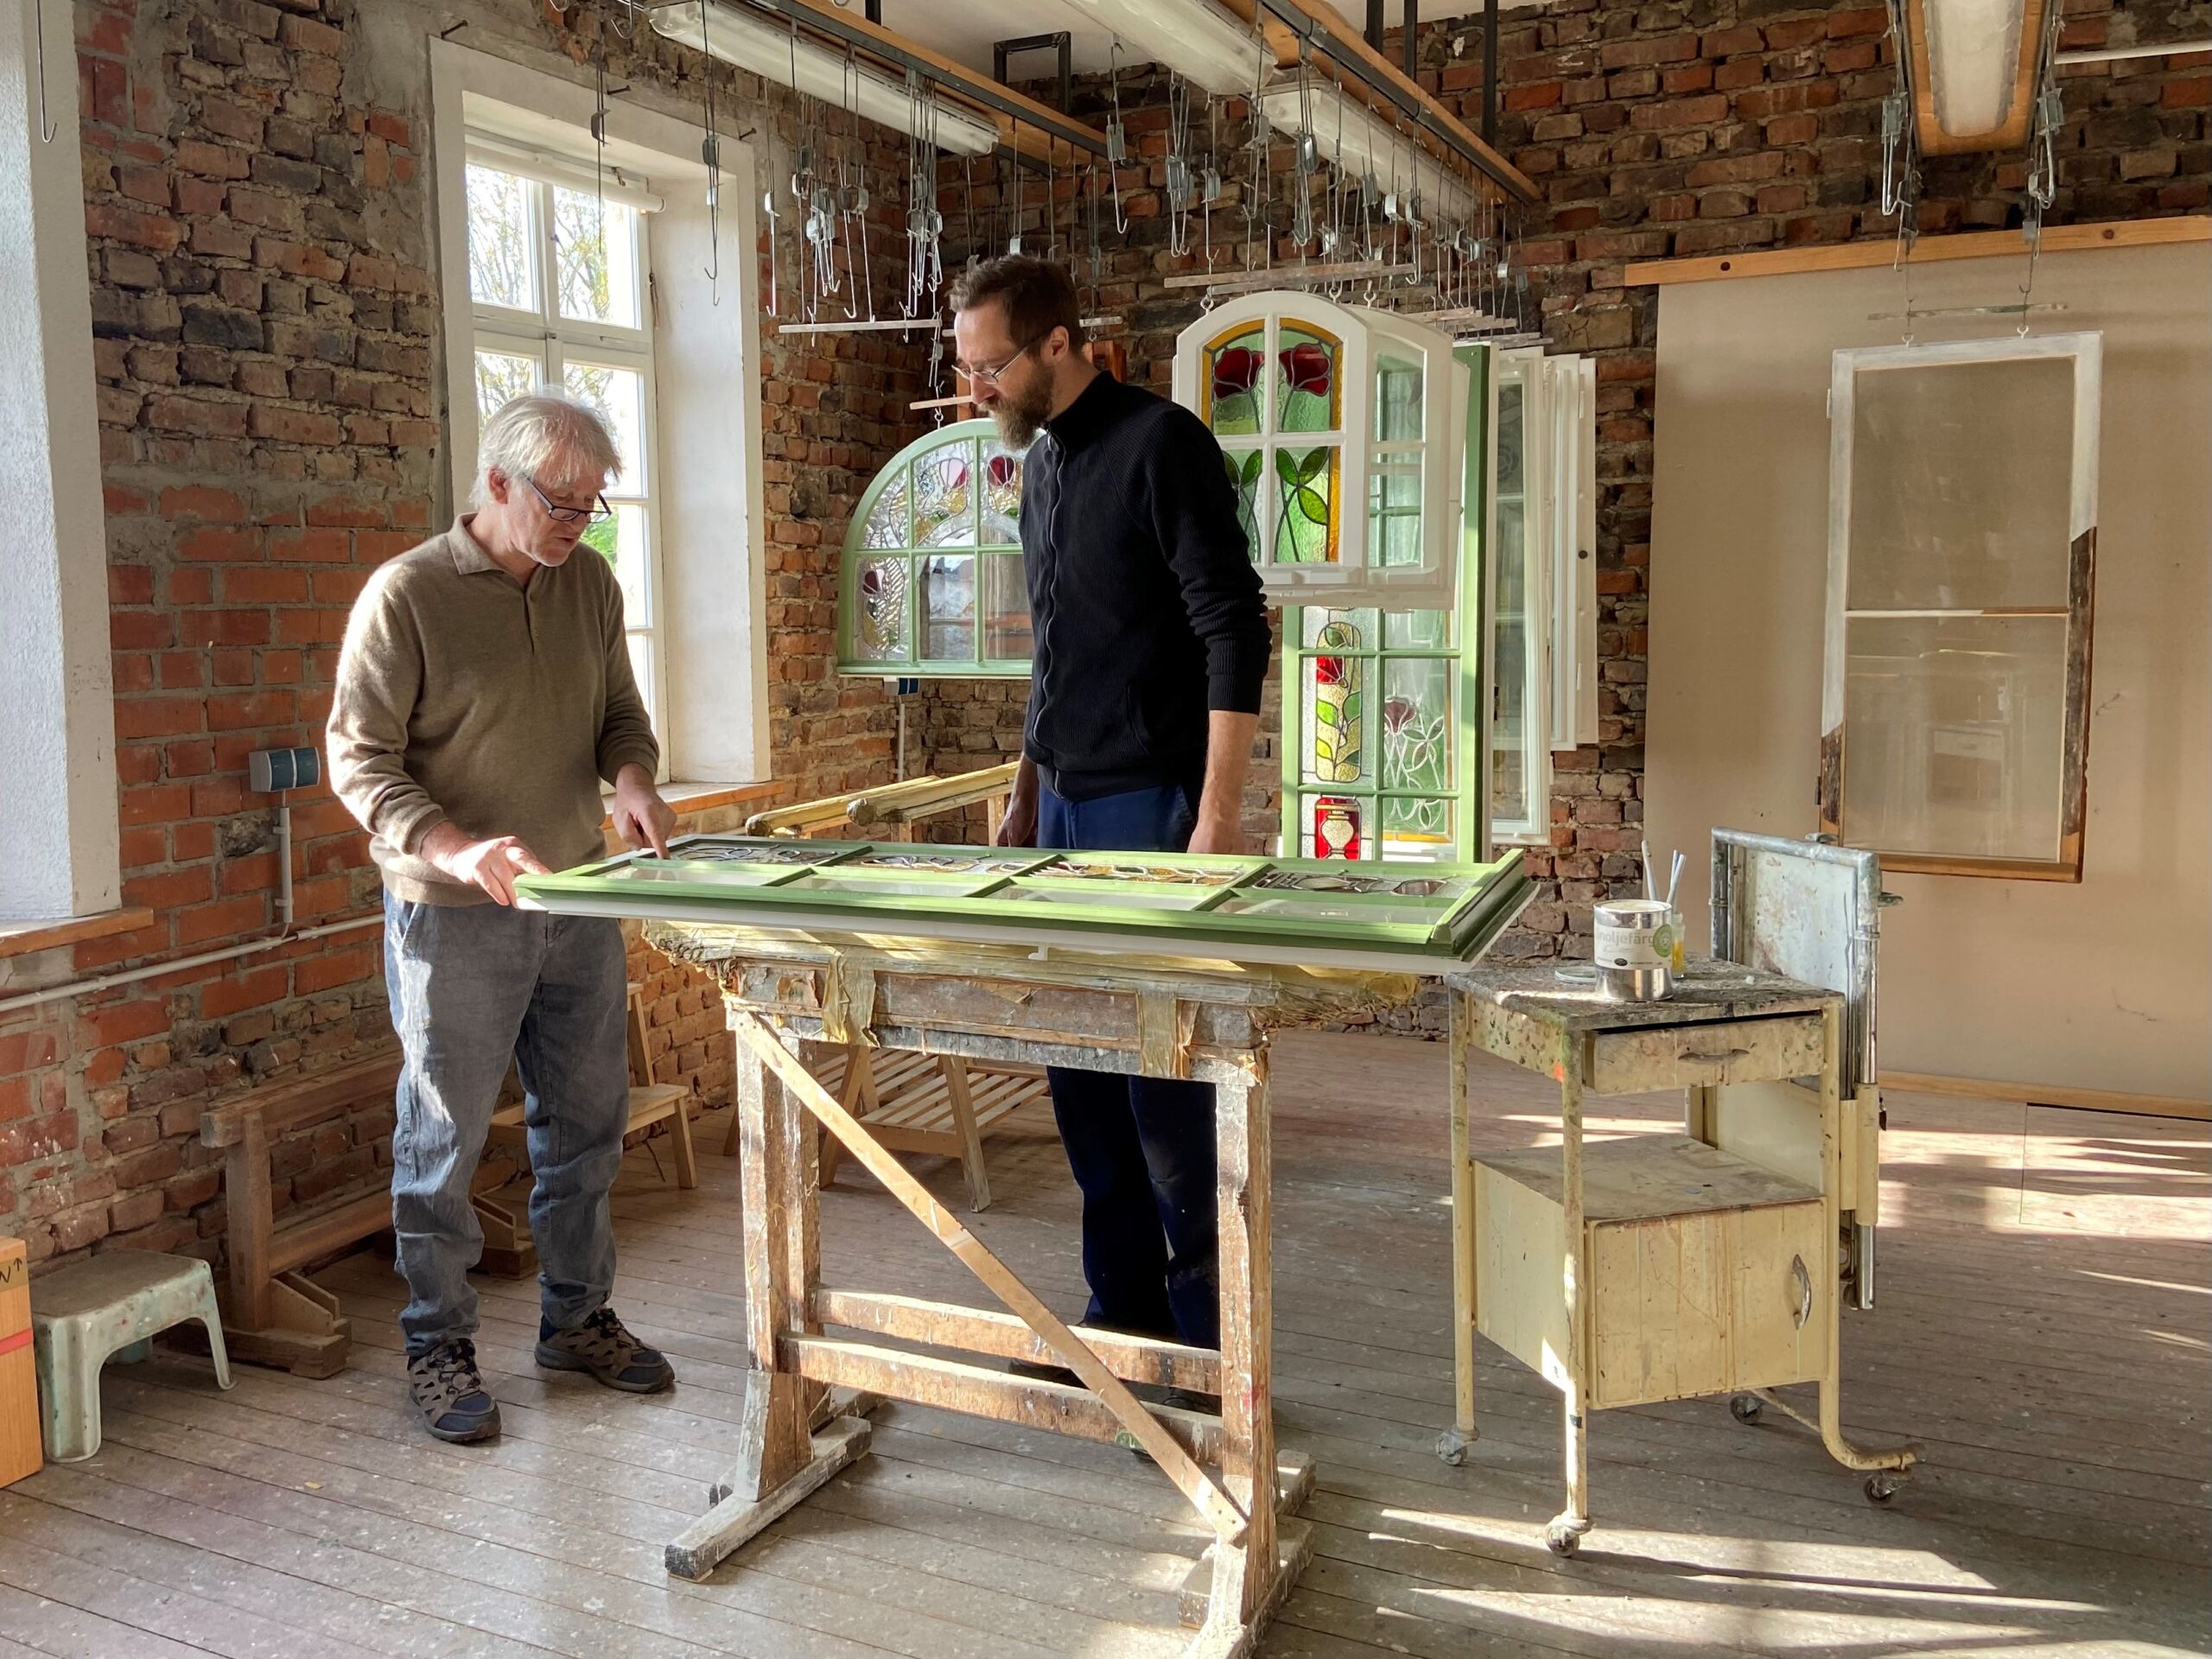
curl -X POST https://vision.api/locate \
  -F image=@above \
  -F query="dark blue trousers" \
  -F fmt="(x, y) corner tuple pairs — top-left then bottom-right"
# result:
(1039, 782), (1218, 1351)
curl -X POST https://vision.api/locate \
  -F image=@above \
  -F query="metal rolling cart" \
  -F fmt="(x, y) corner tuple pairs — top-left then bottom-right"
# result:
(1441, 830), (1918, 1557)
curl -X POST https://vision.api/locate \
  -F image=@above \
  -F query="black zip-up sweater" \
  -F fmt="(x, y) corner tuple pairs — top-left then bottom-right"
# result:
(1020, 372), (1272, 802)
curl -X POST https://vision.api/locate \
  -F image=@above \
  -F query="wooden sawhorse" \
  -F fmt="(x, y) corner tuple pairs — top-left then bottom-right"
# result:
(652, 926), (1416, 1656)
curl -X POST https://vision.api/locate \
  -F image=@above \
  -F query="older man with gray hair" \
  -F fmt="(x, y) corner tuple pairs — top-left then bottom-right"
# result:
(329, 391), (679, 1442)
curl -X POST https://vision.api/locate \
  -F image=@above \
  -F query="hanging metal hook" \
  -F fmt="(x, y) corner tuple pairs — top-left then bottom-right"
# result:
(1104, 39), (1130, 235)
(32, 0), (57, 143)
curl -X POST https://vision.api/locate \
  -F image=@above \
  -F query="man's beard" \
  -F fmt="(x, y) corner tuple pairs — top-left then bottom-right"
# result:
(987, 378), (1055, 449)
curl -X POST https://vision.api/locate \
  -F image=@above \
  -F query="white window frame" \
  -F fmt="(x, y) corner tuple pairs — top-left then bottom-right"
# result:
(1170, 291), (1465, 609)
(461, 141), (671, 781)
(1487, 346), (1597, 849)
(429, 37), (768, 788)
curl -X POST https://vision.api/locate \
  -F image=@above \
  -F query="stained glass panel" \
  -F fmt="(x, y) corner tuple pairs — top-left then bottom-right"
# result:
(982, 555), (1031, 659)
(854, 556), (906, 660)
(861, 471), (908, 550)
(1273, 445), (1338, 564)
(981, 442), (1023, 543)
(1382, 796), (1455, 851)
(918, 554), (976, 663)
(1303, 618), (1364, 787)
(465, 164), (531, 310)
(1382, 658), (1452, 792)
(1275, 322), (1342, 435)
(1223, 448), (1263, 563)
(1205, 326), (1265, 436)
(913, 442), (976, 547)
(1375, 354), (1423, 442)
(552, 188), (642, 329)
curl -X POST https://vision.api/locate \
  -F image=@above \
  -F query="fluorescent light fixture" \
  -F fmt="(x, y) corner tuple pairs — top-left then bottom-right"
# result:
(1258, 78), (1479, 223)
(651, 1), (1001, 156)
(1058, 0), (1274, 99)
(1904, 0), (2049, 153)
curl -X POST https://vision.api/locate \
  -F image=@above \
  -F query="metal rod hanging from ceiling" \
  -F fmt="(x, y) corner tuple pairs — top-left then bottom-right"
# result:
(1402, 0), (1415, 79)
(1482, 0), (1498, 145)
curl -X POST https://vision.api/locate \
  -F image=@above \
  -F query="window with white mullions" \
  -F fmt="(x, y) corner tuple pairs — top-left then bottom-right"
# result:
(463, 148), (669, 776)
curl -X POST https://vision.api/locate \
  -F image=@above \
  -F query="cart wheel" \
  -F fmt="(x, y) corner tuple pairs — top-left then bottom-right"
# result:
(1544, 1519), (1586, 1557)
(1730, 1393), (1763, 1424)
(1864, 1471), (1904, 1504)
(1434, 1428), (1471, 1467)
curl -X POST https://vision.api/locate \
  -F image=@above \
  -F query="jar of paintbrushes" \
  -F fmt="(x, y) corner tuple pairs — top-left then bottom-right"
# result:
(1592, 841), (1686, 1002)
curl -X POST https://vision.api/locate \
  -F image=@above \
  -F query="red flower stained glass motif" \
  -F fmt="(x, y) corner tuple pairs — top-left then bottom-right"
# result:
(1314, 796), (1362, 861)
(987, 454), (1018, 489)
(1280, 343), (1332, 397)
(1382, 696), (1415, 734)
(1314, 654), (1346, 686)
(1212, 347), (1262, 404)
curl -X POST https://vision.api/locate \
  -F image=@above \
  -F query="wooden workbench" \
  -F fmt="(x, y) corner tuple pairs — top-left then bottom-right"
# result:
(1443, 960), (1920, 1556)
(650, 920), (1430, 1658)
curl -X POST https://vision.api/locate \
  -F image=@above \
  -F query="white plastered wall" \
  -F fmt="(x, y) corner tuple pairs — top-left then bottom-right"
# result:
(0, 0), (120, 921)
(1646, 240), (2210, 1103)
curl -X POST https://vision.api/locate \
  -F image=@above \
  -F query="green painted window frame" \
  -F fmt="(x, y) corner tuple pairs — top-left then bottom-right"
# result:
(837, 419), (1032, 679)
(1278, 343), (1492, 862)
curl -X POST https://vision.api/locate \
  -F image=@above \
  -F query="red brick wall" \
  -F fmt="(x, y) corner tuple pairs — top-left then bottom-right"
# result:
(0, 0), (924, 1266)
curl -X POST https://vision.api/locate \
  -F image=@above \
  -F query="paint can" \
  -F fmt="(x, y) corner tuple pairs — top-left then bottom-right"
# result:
(1592, 899), (1675, 1001)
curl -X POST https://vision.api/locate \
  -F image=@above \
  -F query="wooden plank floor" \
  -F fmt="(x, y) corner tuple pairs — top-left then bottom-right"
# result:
(3, 1031), (2206, 1658)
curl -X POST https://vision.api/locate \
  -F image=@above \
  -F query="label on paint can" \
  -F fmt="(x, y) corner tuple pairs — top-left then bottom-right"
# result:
(1593, 899), (1672, 970)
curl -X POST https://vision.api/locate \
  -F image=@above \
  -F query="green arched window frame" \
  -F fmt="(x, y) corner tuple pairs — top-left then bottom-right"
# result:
(837, 419), (1033, 677)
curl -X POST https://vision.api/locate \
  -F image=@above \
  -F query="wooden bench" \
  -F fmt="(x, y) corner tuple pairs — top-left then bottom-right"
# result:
(488, 984), (698, 1191)
(200, 1051), (534, 1379)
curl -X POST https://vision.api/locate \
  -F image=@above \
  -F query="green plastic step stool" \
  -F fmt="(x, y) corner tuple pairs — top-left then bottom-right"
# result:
(29, 1251), (232, 1462)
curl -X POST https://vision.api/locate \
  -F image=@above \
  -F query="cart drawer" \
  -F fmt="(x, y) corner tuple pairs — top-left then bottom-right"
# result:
(1586, 1013), (1824, 1094)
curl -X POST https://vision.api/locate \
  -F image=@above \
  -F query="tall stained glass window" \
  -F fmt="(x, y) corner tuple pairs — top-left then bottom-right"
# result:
(839, 421), (1030, 677)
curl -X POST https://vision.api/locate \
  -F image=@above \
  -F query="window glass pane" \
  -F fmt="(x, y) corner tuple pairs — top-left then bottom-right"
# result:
(862, 470), (908, 550)
(1369, 465), (1421, 568)
(466, 165), (533, 310)
(1274, 322), (1342, 434)
(1491, 496), (1531, 830)
(1847, 355), (2074, 612)
(1205, 326), (1265, 435)
(1302, 606), (1379, 648)
(1375, 353), (1423, 442)
(983, 556), (1031, 660)
(562, 362), (647, 489)
(1223, 448), (1262, 563)
(552, 188), (642, 329)
(474, 348), (537, 425)
(914, 442), (977, 547)
(1302, 616), (1367, 788)
(981, 441), (1023, 543)
(918, 555), (976, 662)
(1382, 658), (1452, 792)
(581, 502), (650, 622)
(1304, 794), (1365, 860)
(1497, 380), (1526, 491)
(1273, 444), (1339, 564)
(1842, 614), (2066, 861)
(625, 632), (654, 723)
(1384, 608), (1452, 650)
(1382, 797), (1455, 857)
(853, 556), (907, 661)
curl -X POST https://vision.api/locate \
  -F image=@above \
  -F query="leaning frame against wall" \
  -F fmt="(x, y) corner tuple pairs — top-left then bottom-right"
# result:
(838, 419), (1033, 678)
(1821, 332), (2101, 880)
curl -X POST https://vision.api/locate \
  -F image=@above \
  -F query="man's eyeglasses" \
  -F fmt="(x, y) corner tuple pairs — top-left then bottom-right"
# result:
(518, 474), (613, 525)
(957, 332), (1046, 389)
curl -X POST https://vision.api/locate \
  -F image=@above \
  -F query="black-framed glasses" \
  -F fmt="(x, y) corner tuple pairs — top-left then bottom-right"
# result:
(957, 332), (1046, 389)
(518, 474), (613, 525)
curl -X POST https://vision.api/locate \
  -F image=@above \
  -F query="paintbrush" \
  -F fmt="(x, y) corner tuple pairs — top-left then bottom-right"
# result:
(1642, 837), (1653, 903)
(1667, 849), (1684, 911)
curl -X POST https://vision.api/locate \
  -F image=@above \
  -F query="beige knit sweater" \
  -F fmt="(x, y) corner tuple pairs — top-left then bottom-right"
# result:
(327, 517), (659, 906)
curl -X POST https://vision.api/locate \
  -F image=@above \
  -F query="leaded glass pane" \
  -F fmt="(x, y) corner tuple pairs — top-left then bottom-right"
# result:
(914, 442), (976, 547)
(1382, 796), (1455, 854)
(1274, 322), (1341, 434)
(981, 442), (1023, 543)
(1223, 448), (1263, 562)
(1369, 465), (1421, 568)
(1205, 326), (1265, 436)
(983, 555), (1031, 659)
(552, 188), (642, 329)
(1382, 657), (1452, 792)
(1302, 617), (1365, 787)
(918, 554), (976, 663)
(1303, 606), (1379, 647)
(861, 471), (908, 550)
(474, 348), (537, 425)
(854, 556), (906, 660)
(1273, 445), (1338, 564)
(465, 164), (531, 310)
(1384, 608), (1452, 649)
(1375, 353), (1422, 442)
(1303, 794), (1364, 860)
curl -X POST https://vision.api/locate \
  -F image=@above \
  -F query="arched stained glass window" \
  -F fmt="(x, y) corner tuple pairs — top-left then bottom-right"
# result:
(838, 420), (1031, 677)
(1173, 292), (1465, 609)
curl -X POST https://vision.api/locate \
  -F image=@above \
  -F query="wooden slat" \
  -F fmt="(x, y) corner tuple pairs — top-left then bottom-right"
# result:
(0, 906), (156, 961)
(200, 1053), (401, 1147)
(1883, 1069), (2209, 1122)
(1624, 215), (2209, 286)
(812, 1288), (1220, 1394)
(267, 1191), (392, 1277)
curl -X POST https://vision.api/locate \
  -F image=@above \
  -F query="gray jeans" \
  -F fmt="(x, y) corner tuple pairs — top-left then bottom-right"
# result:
(383, 889), (631, 1355)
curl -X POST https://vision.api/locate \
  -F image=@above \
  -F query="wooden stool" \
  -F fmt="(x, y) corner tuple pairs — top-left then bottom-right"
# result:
(490, 983), (697, 1191)
(29, 1252), (232, 1461)
(727, 1044), (1047, 1212)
